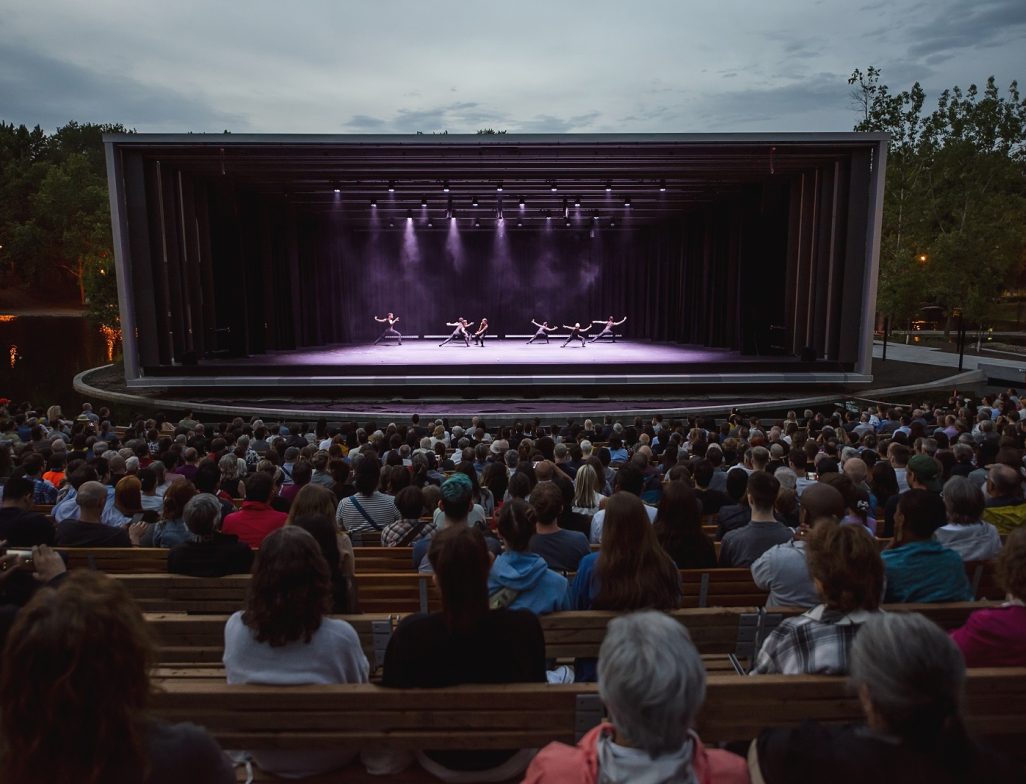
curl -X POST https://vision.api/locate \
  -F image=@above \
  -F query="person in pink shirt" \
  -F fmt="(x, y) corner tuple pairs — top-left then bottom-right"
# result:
(222, 472), (287, 548)
(951, 527), (1026, 666)
(522, 611), (748, 784)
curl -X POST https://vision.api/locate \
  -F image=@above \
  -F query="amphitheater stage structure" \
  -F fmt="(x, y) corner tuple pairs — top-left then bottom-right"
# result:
(102, 132), (887, 396)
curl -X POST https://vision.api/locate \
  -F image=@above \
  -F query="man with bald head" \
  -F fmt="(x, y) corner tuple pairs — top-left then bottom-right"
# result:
(982, 462), (1026, 534)
(750, 483), (847, 608)
(54, 481), (132, 547)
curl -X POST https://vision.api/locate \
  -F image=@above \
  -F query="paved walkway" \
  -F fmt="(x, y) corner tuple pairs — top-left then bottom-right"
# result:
(873, 341), (1026, 371)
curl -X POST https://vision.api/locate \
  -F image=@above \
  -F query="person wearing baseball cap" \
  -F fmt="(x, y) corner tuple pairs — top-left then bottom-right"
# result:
(907, 454), (943, 493)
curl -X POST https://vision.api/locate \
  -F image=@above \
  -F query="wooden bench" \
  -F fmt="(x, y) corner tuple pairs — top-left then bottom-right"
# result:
(147, 669), (1026, 771)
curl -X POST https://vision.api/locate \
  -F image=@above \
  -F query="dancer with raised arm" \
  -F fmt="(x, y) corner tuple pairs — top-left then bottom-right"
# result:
(439, 317), (472, 347)
(373, 312), (402, 345)
(589, 315), (627, 343)
(471, 317), (489, 347)
(561, 321), (592, 348)
(527, 319), (558, 345)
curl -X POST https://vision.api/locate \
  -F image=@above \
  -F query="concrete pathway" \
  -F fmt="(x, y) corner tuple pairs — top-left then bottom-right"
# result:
(873, 340), (1026, 371)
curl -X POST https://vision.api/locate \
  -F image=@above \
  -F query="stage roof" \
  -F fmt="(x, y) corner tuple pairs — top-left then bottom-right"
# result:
(103, 131), (887, 227)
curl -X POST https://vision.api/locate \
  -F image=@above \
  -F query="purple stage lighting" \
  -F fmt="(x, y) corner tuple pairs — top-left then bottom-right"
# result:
(370, 199), (377, 207)
(442, 181), (450, 192)
(333, 187), (341, 193)
(605, 181), (612, 191)
(518, 196), (525, 208)
(388, 181), (395, 192)
(496, 183), (503, 192)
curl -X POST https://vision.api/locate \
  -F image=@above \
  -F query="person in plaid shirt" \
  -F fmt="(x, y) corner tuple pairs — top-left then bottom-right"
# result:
(752, 521), (884, 675)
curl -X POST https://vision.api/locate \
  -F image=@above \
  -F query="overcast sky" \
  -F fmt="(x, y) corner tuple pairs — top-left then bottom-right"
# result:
(2, 0), (1023, 135)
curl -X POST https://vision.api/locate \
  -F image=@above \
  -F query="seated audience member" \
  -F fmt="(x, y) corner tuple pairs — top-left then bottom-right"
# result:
(751, 483), (847, 608)
(0, 474), (55, 546)
(138, 467), (164, 512)
(222, 471), (288, 548)
(819, 472), (877, 535)
(883, 453), (940, 537)
(571, 492), (681, 683)
(286, 484), (354, 578)
(693, 458), (731, 515)
(147, 481), (197, 548)
(167, 493), (254, 577)
(951, 527), (1026, 666)
(279, 459), (312, 505)
(413, 474), (500, 571)
(588, 464), (655, 544)
(0, 570), (233, 783)
(719, 472), (792, 568)
(290, 513), (352, 614)
(523, 611), (748, 784)
(936, 475), (1003, 562)
(981, 463), (1026, 534)
(218, 453), (245, 500)
(753, 523), (884, 675)
(383, 526), (546, 781)
(570, 463), (605, 515)
(749, 612), (1019, 783)
(105, 475), (145, 527)
(883, 489), (973, 603)
(381, 485), (435, 547)
(528, 480), (590, 572)
(223, 526), (369, 778)
(715, 468), (753, 539)
(488, 500), (570, 613)
(55, 481), (141, 547)
(653, 481), (717, 569)
(335, 452), (400, 537)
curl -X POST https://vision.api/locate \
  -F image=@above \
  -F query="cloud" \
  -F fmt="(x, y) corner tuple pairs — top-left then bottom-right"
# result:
(903, 0), (1026, 59)
(0, 40), (245, 131)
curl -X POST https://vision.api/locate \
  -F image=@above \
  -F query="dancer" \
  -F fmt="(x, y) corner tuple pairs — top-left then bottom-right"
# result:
(439, 317), (472, 347)
(527, 319), (557, 345)
(373, 312), (402, 345)
(589, 315), (627, 343)
(561, 321), (592, 348)
(471, 318), (489, 347)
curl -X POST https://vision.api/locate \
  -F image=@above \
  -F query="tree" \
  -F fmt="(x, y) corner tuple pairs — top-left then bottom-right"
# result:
(850, 68), (1026, 333)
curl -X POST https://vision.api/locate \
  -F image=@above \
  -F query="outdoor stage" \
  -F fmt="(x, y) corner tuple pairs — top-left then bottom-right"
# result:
(131, 338), (867, 390)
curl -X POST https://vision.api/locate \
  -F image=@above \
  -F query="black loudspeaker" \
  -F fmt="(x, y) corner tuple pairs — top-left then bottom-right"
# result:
(800, 346), (817, 362)
(180, 351), (198, 366)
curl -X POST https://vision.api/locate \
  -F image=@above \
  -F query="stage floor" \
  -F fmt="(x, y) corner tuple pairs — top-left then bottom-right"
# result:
(135, 338), (867, 390)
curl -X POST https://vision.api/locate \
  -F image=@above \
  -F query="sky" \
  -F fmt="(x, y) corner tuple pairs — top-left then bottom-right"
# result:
(1, 0), (1024, 135)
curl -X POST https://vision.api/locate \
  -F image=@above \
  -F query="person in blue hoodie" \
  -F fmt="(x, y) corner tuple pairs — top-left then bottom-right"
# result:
(489, 499), (571, 614)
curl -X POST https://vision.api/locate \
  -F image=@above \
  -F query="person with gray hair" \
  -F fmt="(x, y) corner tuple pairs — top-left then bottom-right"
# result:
(523, 611), (748, 783)
(167, 493), (254, 577)
(749, 612), (1018, 782)
(936, 475), (1003, 561)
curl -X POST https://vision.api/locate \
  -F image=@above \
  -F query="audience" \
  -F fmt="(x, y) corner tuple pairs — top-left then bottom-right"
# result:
(335, 452), (400, 538)
(523, 611), (748, 783)
(167, 492), (254, 577)
(222, 471), (287, 548)
(528, 480), (590, 572)
(653, 480), (717, 569)
(223, 526), (368, 778)
(951, 526), (1026, 666)
(383, 525), (545, 780)
(752, 522), (884, 674)
(750, 612), (1019, 782)
(0, 570), (233, 783)
(936, 476), (1003, 561)
(719, 471), (792, 567)
(488, 499), (570, 613)
(883, 490), (973, 603)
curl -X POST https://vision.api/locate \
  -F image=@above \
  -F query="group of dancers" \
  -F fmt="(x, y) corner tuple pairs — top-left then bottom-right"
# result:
(373, 313), (627, 348)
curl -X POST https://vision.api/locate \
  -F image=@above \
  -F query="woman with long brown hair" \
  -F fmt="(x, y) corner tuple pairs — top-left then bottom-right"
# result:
(287, 483), (354, 578)
(0, 570), (233, 784)
(653, 480), (717, 569)
(570, 492), (681, 612)
(223, 526), (368, 778)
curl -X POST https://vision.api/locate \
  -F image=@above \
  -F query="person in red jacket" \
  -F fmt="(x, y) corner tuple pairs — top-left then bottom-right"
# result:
(523, 610), (748, 784)
(222, 472), (287, 548)
(951, 526), (1026, 666)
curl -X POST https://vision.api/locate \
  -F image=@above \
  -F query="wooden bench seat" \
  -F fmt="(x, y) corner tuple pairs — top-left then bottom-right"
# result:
(148, 668), (1026, 762)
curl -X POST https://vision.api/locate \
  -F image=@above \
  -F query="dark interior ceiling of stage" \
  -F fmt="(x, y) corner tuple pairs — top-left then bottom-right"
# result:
(107, 132), (887, 228)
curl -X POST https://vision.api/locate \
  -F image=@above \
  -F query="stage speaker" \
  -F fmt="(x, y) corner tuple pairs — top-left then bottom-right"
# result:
(800, 346), (817, 363)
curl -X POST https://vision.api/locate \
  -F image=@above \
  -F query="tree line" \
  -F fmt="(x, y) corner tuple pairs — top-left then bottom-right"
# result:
(850, 67), (1026, 332)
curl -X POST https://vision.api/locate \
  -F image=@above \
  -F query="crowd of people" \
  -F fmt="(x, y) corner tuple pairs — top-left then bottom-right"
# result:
(0, 393), (1024, 781)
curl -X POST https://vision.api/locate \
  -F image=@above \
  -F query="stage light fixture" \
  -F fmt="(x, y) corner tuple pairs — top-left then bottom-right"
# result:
(610, 219), (616, 227)
(518, 196), (525, 207)
(472, 196), (479, 207)
(370, 199), (377, 207)
(659, 180), (667, 192)
(565, 220), (571, 227)
(421, 197), (428, 207)
(496, 183), (503, 192)
(563, 198), (569, 219)
(574, 196), (581, 207)
(474, 219), (481, 228)
(407, 209), (413, 219)
(605, 181), (612, 192)
(388, 220), (395, 228)
(517, 221), (522, 227)
(388, 181), (395, 193)
(624, 196), (632, 207)
(442, 181), (450, 192)
(333, 186), (341, 193)
(550, 182), (558, 192)
(428, 220), (433, 228)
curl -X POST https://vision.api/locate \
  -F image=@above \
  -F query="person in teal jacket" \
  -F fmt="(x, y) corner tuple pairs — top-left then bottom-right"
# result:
(883, 489), (973, 603)
(488, 500), (570, 614)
